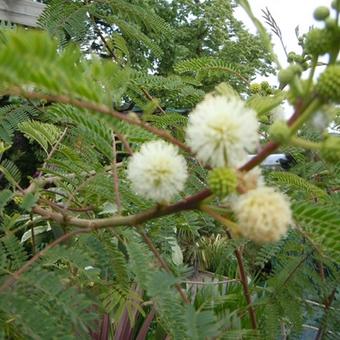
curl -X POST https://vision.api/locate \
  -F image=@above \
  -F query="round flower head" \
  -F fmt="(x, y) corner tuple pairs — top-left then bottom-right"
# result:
(185, 95), (259, 168)
(232, 187), (292, 243)
(127, 140), (188, 203)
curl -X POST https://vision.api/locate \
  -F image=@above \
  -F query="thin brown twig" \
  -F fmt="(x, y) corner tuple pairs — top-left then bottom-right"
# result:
(6, 87), (191, 154)
(140, 87), (166, 115)
(115, 132), (133, 156)
(36, 127), (68, 179)
(112, 132), (122, 212)
(233, 245), (257, 329)
(91, 15), (117, 60)
(0, 228), (91, 293)
(315, 288), (337, 340)
(281, 254), (309, 287)
(139, 230), (190, 304)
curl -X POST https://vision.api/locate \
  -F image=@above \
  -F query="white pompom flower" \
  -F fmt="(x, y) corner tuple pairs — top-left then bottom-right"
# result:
(185, 95), (259, 168)
(232, 187), (292, 243)
(127, 140), (188, 203)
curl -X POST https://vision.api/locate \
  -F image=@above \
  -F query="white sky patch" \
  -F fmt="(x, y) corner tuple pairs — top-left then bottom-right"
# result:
(235, 0), (330, 80)
(235, 0), (331, 119)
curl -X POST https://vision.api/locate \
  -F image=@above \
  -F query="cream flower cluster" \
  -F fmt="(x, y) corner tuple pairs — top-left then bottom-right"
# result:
(185, 95), (259, 168)
(127, 140), (188, 203)
(232, 187), (292, 243)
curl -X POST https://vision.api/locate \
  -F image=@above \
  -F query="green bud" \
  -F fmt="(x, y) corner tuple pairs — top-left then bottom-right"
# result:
(293, 55), (304, 64)
(320, 136), (340, 163)
(290, 64), (303, 75)
(208, 167), (238, 198)
(302, 61), (309, 71)
(316, 65), (340, 103)
(260, 81), (271, 90)
(313, 6), (330, 20)
(269, 121), (291, 144)
(250, 83), (262, 94)
(287, 52), (296, 63)
(278, 68), (295, 84)
(304, 28), (334, 56)
(325, 18), (337, 29)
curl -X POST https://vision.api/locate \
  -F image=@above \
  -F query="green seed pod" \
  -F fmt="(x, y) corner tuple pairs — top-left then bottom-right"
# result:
(208, 167), (238, 198)
(313, 6), (330, 20)
(304, 28), (334, 56)
(320, 136), (340, 163)
(287, 51), (296, 63)
(269, 120), (291, 144)
(316, 65), (340, 103)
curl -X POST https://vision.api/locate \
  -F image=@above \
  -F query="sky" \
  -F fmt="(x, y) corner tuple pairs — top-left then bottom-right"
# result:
(234, 0), (332, 120)
(235, 0), (331, 80)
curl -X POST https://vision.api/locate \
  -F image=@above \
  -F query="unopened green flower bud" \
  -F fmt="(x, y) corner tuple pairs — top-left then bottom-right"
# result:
(278, 64), (302, 85)
(278, 68), (295, 84)
(208, 167), (238, 198)
(291, 64), (303, 76)
(293, 55), (305, 64)
(325, 18), (337, 29)
(287, 51), (296, 63)
(261, 81), (271, 91)
(316, 65), (340, 103)
(302, 61), (309, 71)
(269, 121), (291, 144)
(320, 136), (340, 163)
(313, 6), (330, 20)
(250, 83), (262, 94)
(304, 28), (334, 56)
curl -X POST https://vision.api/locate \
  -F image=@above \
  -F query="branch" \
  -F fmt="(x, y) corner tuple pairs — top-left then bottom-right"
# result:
(115, 132), (133, 156)
(141, 87), (166, 115)
(0, 228), (91, 293)
(315, 288), (337, 340)
(112, 132), (122, 212)
(6, 87), (191, 154)
(31, 186), (211, 228)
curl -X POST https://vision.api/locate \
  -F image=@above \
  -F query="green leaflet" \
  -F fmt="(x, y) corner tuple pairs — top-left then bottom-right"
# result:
(246, 91), (287, 116)
(269, 171), (328, 200)
(18, 121), (62, 154)
(293, 202), (340, 262)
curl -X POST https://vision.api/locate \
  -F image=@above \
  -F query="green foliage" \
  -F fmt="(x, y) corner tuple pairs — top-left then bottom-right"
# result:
(0, 159), (21, 188)
(293, 202), (340, 261)
(0, 1), (339, 339)
(0, 190), (13, 215)
(268, 171), (328, 200)
(246, 91), (286, 116)
(18, 120), (62, 154)
(0, 104), (36, 144)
